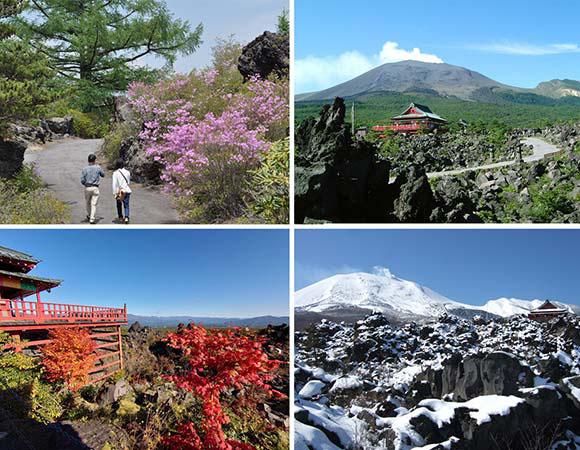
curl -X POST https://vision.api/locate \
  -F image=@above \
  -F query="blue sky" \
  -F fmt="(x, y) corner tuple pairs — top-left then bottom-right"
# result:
(0, 230), (289, 317)
(295, 0), (580, 93)
(295, 230), (580, 307)
(141, 0), (287, 73)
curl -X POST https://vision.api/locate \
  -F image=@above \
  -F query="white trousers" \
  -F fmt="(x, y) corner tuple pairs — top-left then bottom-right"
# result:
(84, 186), (100, 221)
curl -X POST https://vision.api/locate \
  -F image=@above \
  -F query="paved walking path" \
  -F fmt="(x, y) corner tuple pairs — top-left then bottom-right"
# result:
(25, 138), (180, 225)
(427, 137), (562, 178)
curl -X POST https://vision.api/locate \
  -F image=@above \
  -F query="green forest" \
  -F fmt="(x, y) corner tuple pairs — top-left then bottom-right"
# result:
(295, 91), (580, 131)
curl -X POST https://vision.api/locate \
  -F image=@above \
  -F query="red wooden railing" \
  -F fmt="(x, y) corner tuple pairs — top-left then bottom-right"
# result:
(372, 123), (424, 132)
(0, 299), (127, 324)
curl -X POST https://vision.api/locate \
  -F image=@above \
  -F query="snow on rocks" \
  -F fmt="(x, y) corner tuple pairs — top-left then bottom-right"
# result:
(295, 312), (580, 449)
(295, 421), (342, 450)
(299, 380), (326, 399)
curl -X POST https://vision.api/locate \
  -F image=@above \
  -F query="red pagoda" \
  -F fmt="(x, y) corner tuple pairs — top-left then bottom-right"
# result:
(372, 103), (448, 135)
(0, 245), (127, 384)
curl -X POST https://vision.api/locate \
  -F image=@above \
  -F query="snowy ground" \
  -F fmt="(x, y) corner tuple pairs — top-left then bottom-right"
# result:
(295, 313), (580, 450)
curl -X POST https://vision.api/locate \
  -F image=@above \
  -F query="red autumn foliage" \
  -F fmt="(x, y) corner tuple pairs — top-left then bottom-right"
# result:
(163, 324), (282, 450)
(41, 327), (96, 391)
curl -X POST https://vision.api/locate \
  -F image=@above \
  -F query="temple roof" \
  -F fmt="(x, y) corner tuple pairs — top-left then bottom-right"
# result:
(0, 269), (61, 299)
(0, 246), (40, 264)
(391, 103), (447, 123)
(0, 269), (61, 286)
(530, 300), (567, 314)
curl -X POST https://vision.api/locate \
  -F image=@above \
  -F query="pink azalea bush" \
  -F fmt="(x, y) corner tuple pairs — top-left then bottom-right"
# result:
(127, 39), (289, 222)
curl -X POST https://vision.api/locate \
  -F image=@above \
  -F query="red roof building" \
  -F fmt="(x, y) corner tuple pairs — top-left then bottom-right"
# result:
(0, 245), (127, 384)
(373, 103), (448, 135)
(528, 300), (568, 322)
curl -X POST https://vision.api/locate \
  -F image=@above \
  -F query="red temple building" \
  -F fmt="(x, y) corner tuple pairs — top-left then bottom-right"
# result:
(0, 245), (127, 384)
(528, 300), (568, 322)
(372, 103), (448, 135)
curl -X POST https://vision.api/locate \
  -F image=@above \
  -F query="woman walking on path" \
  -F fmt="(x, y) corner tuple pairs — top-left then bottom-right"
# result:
(112, 159), (132, 224)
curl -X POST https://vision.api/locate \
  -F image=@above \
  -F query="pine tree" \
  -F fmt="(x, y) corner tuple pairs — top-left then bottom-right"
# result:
(0, 0), (53, 125)
(17, 0), (203, 110)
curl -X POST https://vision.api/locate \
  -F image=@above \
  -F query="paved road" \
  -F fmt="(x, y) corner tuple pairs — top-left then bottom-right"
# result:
(25, 138), (180, 225)
(427, 137), (562, 178)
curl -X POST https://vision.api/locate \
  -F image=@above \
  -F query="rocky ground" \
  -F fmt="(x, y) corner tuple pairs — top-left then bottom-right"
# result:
(383, 131), (534, 177)
(0, 116), (74, 178)
(0, 322), (289, 449)
(295, 98), (580, 223)
(295, 313), (580, 450)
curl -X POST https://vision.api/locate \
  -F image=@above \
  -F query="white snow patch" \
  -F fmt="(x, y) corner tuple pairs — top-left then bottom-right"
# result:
(555, 351), (574, 367)
(415, 437), (461, 450)
(461, 395), (525, 425)
(563, 377), (580, 403)
(299, 399), (363, 449)
(299, 380), (326, 399)
(329, 376), (362, 393)
(294, 421), (342, 450)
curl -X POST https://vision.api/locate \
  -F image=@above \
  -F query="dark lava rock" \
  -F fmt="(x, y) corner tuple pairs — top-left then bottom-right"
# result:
(295, 97), (394, 223)
(358, 312), (391, 328)
(128, 321), (143, 334)
(536, 354), (569, 382)
(480, 352), (534, 396)
(238, 31), (289, 81)
(0, 137), (26, 178)
(118, 135), (162, 184)
(393, 165), (435, 222)
(376, 397), (401, 418)
(521, 386), (568, 422)
(458, 401), (532, 450)
(45, 116), (73, 135)
(560, 375), (580, 409)
(441, 352), (533, 400)
(294, 97), (484, 223)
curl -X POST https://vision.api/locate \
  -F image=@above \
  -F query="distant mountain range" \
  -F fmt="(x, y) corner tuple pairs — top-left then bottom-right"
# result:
(126, 314), (289, 328)
(296, 60), (580, 104)
(295, 269), (579, 326)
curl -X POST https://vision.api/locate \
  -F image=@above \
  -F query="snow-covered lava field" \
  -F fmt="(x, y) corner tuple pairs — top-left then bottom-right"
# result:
(295, 313), (580, 450)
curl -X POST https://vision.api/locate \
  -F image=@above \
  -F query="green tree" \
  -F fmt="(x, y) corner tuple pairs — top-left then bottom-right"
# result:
(277, 8), (289, 34)
(17, 0), (203, 110)
(0, 0), (23, 39)
(0, 0), (53, 125)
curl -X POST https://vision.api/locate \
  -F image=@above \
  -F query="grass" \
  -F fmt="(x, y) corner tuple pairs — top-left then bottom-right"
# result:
(0, 164), (70, 224)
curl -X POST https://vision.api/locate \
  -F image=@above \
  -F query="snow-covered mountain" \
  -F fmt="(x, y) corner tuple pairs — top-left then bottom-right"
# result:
(480, 297), (579, 317)
(295, 269), (579, 320)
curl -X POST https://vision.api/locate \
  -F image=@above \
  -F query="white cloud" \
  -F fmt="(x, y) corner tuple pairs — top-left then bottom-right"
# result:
(378, 41), (443, 64)
(295, 41), (443, 94)
(470, 41), (580, 56)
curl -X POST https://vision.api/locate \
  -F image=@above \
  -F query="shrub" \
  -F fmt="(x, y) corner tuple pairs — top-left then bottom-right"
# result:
(246, 138), (289, 224)
(163, 324), (282, 450)
(40, 98), (109, 138)
(68, 110), (108, 138)
(0, 332), (62, 423)
(127, 38), (289, 223)
(0, 165), (70, 224)
(528, 182), (574, 222)
(102, 121), (137, 164)
(42, 327), (97, 391)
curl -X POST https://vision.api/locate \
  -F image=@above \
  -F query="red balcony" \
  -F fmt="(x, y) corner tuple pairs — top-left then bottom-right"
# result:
(372, 123), (424, 133)
(0, 299), (127, 331)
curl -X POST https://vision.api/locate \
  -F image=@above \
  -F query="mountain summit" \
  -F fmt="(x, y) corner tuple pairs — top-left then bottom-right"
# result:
(295, 269), (578, 321)
(296, 60), (580, 103)
(296, 60), (518, 102)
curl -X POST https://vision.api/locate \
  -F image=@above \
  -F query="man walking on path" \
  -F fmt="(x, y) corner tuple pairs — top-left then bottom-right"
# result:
(81, 154), (105, 224)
